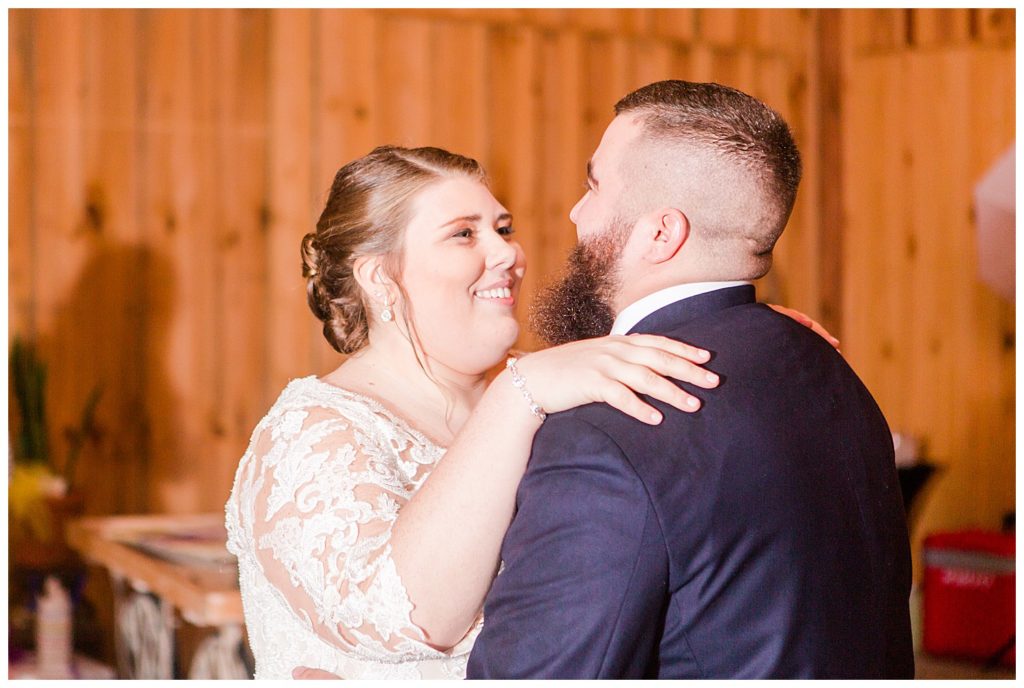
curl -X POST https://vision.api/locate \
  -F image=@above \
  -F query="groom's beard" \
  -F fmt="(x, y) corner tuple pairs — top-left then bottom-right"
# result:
(529, 218), (632, 346)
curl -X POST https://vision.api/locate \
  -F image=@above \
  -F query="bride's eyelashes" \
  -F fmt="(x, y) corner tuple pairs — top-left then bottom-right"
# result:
(450, 226), (516, 241)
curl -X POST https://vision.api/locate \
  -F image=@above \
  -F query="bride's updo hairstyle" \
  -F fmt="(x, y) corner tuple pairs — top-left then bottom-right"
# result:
(302, 145), (486, 354)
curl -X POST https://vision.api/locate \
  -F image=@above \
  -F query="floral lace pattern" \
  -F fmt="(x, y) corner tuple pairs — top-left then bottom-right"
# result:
(225, 377), (481, 679)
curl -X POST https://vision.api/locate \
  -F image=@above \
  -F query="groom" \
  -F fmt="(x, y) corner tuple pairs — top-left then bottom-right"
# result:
(466, 81), (914, 678)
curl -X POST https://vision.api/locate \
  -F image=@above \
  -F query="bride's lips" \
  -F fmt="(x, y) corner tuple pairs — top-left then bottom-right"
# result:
(473, 279), (517, 306)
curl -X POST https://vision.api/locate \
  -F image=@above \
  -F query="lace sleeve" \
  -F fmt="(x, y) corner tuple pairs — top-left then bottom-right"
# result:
(247, 401), (441, 659)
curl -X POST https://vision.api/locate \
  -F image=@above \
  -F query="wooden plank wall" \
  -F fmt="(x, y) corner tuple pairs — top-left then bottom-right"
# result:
(8, 8), (1015, 577)
(9, 8), (819, 517)
(839, 8), (1016, 573)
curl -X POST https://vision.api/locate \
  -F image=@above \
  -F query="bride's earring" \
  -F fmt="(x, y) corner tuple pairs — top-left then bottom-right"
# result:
(377, 292), (394, 322)
(374, 267), (394, 323)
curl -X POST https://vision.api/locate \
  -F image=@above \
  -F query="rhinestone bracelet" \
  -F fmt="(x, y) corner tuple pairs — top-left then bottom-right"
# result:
(505, 356), (547, 422)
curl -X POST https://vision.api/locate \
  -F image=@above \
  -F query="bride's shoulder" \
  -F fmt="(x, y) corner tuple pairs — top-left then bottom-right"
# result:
(261, 375), (381, 426)
(241, 376), (389, 464)
(253, 376), (439, 457)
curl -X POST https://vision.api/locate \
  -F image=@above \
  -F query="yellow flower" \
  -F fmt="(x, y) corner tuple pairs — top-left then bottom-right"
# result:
(9, 464), (62, 542)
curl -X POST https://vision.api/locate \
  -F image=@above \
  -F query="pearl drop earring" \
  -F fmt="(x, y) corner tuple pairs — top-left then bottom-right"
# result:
(378, 292), (393, 322)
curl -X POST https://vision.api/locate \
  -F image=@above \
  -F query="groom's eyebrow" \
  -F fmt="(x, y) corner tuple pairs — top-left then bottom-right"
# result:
(586, 160), (599, 189)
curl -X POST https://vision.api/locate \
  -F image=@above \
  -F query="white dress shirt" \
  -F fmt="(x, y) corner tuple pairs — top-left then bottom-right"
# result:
(610, 281), (751, 335)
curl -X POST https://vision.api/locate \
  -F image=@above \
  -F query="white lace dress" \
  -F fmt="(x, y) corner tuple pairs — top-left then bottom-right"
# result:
(225, 376), (482, 679)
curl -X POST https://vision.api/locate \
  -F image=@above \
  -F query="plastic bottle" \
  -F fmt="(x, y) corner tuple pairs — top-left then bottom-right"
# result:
(36, 576), (73, 679)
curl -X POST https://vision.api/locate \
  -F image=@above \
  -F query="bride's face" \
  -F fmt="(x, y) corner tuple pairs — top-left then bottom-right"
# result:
(396, 177), (526, 375)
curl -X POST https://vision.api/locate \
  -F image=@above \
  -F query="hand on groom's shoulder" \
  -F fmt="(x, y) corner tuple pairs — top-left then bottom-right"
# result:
(292, 666), (341, 680)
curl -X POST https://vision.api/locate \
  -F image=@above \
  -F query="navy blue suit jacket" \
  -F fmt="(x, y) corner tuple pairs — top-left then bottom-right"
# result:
(467, 286), (914, 679)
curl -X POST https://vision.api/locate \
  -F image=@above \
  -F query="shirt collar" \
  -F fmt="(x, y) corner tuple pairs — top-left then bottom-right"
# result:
(610, 281), (752, 335)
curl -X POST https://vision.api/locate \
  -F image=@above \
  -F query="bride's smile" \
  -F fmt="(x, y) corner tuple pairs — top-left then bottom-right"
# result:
(396, 176), (526, 375)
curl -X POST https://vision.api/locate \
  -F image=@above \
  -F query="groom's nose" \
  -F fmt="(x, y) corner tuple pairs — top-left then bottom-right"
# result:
(569, 194), (585, 225)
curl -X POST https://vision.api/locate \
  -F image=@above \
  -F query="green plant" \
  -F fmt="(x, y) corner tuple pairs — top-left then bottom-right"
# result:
(9, 336), (103, 489)
(10, 337), (50, 464)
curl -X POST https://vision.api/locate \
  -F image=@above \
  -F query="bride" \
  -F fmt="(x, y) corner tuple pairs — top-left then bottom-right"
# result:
(225, 145), (816, 679)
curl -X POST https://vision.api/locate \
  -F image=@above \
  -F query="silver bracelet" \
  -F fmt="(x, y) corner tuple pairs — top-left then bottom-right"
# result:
(505, 356), (547, 421)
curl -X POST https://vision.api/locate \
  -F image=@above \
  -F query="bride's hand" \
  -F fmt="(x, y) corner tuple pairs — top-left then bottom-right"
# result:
(513, 334), (719, 425)
(293, 666), (340, 679)
(768, 304), (841, 349)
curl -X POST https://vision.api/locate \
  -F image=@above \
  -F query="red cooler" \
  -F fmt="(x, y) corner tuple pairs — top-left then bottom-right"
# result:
(922, 530), (1015, 667)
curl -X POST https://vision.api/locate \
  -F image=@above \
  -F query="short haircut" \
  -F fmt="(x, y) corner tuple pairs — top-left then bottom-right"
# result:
(615, 80), (802, 277)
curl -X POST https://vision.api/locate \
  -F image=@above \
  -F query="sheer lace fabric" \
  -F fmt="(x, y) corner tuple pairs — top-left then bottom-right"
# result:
(226, 377), (481, 679)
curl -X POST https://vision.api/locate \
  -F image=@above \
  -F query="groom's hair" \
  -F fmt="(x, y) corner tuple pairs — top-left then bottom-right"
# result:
(614, 80), (802, 279)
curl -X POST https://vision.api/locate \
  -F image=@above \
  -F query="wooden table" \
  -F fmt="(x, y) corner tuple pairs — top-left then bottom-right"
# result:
(66, 513), (249, 679)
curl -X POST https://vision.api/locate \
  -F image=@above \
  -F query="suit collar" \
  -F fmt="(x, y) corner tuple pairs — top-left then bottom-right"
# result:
(611, 281), (750, 335)
(626, 285), (756, 335)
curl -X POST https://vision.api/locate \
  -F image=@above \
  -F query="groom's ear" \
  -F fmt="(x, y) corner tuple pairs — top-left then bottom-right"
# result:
(639, 207), (689, 264)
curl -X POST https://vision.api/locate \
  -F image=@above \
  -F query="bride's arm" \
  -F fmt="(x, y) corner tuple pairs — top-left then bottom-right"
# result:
(391, 334), (717, 648)
(246, 336), (710, 661)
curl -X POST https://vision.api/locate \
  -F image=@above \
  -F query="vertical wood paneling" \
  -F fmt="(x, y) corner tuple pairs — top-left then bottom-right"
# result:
(76, 9), (146, 513)
(266, 9), (315, 399)
(517, 9), (568, 31)
(537, 32), (584, 285)
(712, 48), (758, 96)
(905, 53), (961, 454)
(162, 9), (222, 513)
(430, 21), (489, 156)
(841, 15), (1015, 580)
(913, 8), (971, 47)
(313, 9), (380, 375)
(975, 8), (1015, 46)
(846, 8), (910, 53)
(628, 39), (673, 88)
(688, 44), (716, 82)
(315, 9), (380, 175)
(965, 40), (1017, 524)
(139, 8), (195, 516)
(754, 8), (810, 55)
(952, 48), (1015, 531)
(378, 16), (432, 145)
(31, 10), (92, 515)
(651, 8), (696, 43)
(582, 34), (630, 155)
(32, 10), (86, 331)
(842, 54), (906, 420)
(9, 11), (35, 341)
(697, 9), (743, 47)
(214, 10), (271, 505)
(571, 9), (645, 35)
(82, 9), (139, 247)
